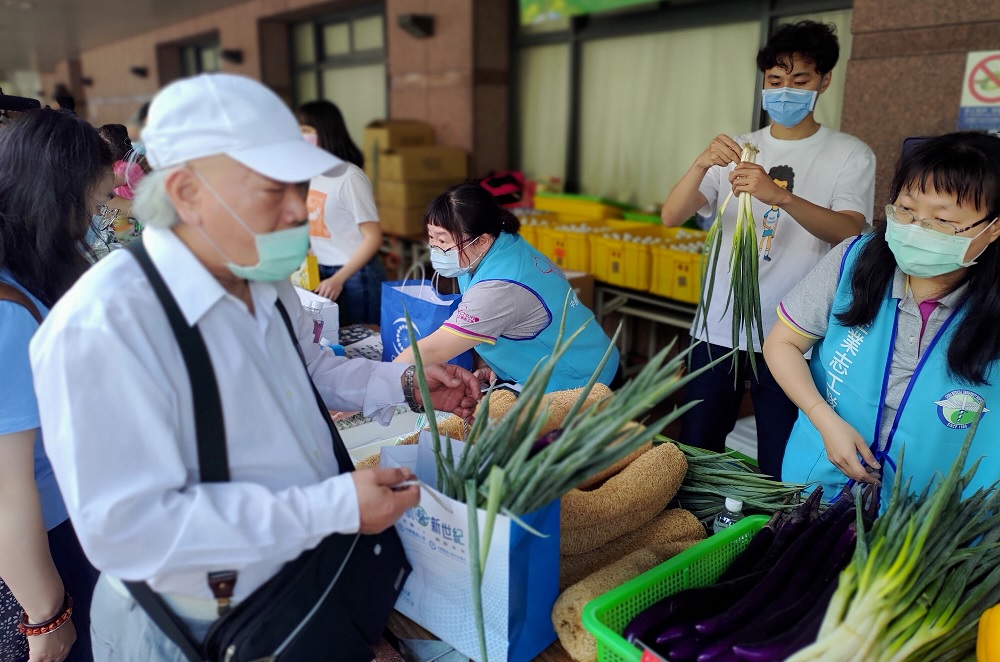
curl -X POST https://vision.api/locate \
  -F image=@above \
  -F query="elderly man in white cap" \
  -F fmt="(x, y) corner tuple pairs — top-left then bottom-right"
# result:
(29, 74), (480, 661)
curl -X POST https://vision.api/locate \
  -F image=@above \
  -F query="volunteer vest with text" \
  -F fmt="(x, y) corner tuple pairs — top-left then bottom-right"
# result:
(457, 233), (618, 392)
(782, 234), (1000, 513)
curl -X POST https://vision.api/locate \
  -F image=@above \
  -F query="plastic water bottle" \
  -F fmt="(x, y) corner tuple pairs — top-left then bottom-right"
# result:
(713, 498), (745, 535)
(306, 301), (324, 344)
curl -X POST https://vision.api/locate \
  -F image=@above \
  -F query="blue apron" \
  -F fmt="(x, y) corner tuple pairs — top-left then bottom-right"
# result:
(457, 233), (618, 392)
(781, 235), (1000, 512)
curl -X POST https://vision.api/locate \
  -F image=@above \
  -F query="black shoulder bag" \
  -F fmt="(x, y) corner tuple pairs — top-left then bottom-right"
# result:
(125, 242), (411, 662)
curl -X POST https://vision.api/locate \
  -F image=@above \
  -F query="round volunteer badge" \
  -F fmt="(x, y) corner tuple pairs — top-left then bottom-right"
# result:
(935, 390), (989, 429)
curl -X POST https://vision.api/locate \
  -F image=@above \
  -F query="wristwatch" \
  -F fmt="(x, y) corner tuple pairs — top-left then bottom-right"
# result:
(402, 365), (424, 413)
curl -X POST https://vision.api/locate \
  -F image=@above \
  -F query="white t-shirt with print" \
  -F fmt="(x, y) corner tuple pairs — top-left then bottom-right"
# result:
(307, 162), (380, 267)
(695, 125), (875, 351)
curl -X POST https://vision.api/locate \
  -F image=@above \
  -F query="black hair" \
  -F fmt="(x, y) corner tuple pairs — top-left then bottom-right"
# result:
(53, 84), (76, 112)
(768, 164), (795, 194)
(424, 182), (521, 243)
(0, 109), (113, 306)
(296, 100), (364, 168)
(836, 132), (1000, 386)
(757, 21), (839, 75)
(98, 123), (132, 162)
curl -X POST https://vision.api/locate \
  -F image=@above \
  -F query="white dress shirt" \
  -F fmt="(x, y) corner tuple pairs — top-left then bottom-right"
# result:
(30, 227), (408, 601)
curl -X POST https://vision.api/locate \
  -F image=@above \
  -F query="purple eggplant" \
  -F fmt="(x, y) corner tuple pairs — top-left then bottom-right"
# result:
(626, 571), (765, 644)
(667, 637), (705, 662)
(752, 487), (824, 571)
(528, 428), (562, 458)
(716, 511), (780, 583)
(696, 498), (850, 637)
(655, 622), (694, 645)
(732, 581), (838, 661)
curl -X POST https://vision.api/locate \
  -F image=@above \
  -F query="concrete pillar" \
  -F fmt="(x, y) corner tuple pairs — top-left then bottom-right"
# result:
(842, 0), (1000, 209)
(385, 0), (510, 177)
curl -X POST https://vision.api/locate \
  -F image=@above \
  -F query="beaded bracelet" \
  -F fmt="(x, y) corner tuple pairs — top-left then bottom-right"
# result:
(18, 593), (73, 636)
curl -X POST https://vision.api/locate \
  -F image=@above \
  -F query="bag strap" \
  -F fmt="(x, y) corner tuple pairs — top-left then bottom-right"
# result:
(124, 240), (215, 662)
(0, 282), (43, 324)
(128, 241), (230, 482)
(273, 299), (354, 473)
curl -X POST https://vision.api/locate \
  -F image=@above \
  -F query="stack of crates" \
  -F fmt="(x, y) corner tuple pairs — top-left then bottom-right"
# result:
(649, 228), (707, 304)
(590, 225), (680, 291)
(511, 209), (558, 249)
(533, 192), (629, 220)
(536, 219), (647, 272)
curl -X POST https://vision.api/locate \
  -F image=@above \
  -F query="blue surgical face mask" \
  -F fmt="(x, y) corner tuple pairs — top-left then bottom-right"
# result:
(886, 218), (996, 278)
(761, 87), (818, 128)
(430, 235), (486, 278)
(193, 170), (310, 282)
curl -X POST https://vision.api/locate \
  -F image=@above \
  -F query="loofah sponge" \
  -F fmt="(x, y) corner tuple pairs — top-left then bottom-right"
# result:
(552, 548), (664, 662)
(559, 508), (704, 590)
(560, 442), (688, 556)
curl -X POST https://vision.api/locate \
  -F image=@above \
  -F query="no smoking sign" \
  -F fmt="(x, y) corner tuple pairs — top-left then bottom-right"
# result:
(958, 50), (1000, 131)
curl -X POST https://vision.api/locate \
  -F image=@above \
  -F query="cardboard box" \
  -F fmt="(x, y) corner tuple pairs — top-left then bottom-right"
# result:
(376, 179), (460, 210)
(363, 120), (434, 180)
(376, 146), (468, 183)
(563, 270), (595, 309)
(378, 206), (426, 238)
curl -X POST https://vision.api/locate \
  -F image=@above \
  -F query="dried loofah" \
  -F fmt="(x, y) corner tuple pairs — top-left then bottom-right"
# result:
(552, 548), (664, 662)
(560, 442), (688, 556)
(559, 508), (704, 590)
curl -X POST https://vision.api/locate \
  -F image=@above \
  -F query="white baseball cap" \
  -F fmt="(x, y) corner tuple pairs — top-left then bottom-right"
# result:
(141, 73), (341, 183)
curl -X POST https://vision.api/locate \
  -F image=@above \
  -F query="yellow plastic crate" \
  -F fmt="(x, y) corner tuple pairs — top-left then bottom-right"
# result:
(513, 209), (558, 249)
(590, 225), (681, 290)
(534, 193), (628, 220)
(537, 219), (646, 272)
(650, 229), (707, 303)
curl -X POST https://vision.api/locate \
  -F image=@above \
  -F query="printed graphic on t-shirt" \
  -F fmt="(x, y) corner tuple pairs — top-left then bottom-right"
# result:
(307, 190), (330, 238)
(759, 164), (794, 262)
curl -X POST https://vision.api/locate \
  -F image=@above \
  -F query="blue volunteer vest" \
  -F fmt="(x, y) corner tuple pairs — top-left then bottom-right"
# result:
(457, 232), (619, 392)
(782, 234), (1000, 513)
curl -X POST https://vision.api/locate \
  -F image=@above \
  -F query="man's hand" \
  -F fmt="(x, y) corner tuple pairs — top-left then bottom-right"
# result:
(27, 616), (75, 662)
(410, 364), (481, 419)
(729, 163), (793, 207)
(694, 134), (743, 170)
(315, 275), (343, 302)
(811, 405), (881, 485)
(352, 467), (420, 534)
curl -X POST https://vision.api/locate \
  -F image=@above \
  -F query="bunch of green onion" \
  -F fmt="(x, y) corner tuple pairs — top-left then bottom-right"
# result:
(665, 440), (807, 525)
(405, 296), (728, 661)
(788, 408), (1000, 662)
(697, 142), (765, 377)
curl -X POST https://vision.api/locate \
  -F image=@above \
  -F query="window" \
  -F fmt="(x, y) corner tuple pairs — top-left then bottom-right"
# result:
(513, 1), (854, 208)
(291, 11), (387, 143)
(180, 41), (221, 76)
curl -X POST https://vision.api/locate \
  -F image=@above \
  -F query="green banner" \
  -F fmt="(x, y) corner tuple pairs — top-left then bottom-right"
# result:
(520, 0), (654, 25)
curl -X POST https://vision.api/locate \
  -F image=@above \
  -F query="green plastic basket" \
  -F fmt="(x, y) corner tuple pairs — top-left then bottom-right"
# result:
(581, 515), (768, 662)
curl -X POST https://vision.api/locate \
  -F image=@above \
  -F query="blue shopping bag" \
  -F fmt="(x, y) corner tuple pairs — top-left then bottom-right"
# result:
(381, 435), (560, 661)
(380, 265), (473, 370)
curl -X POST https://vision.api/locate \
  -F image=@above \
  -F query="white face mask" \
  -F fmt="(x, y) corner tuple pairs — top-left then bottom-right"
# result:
(430, 235), (486, 277)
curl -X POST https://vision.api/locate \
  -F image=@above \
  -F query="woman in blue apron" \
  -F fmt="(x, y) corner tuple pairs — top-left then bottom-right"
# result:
(763, 132), (1000, 513)
(395, 183), (619, 393)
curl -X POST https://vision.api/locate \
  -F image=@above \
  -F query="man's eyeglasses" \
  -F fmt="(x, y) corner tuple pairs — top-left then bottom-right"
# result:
(885, 204), (994, 236)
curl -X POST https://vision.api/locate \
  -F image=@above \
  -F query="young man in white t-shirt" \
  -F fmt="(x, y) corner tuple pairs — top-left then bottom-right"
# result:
(661, 20), (875, 479)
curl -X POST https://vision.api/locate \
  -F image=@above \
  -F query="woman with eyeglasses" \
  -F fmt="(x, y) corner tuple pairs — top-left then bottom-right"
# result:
(394, 183), (619, 393)
(764, 131), (1000, 513)
(0, 109), (114, 662)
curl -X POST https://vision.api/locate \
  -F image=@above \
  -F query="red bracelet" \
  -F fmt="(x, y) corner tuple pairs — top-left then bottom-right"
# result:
(18, 593), (73, 636)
